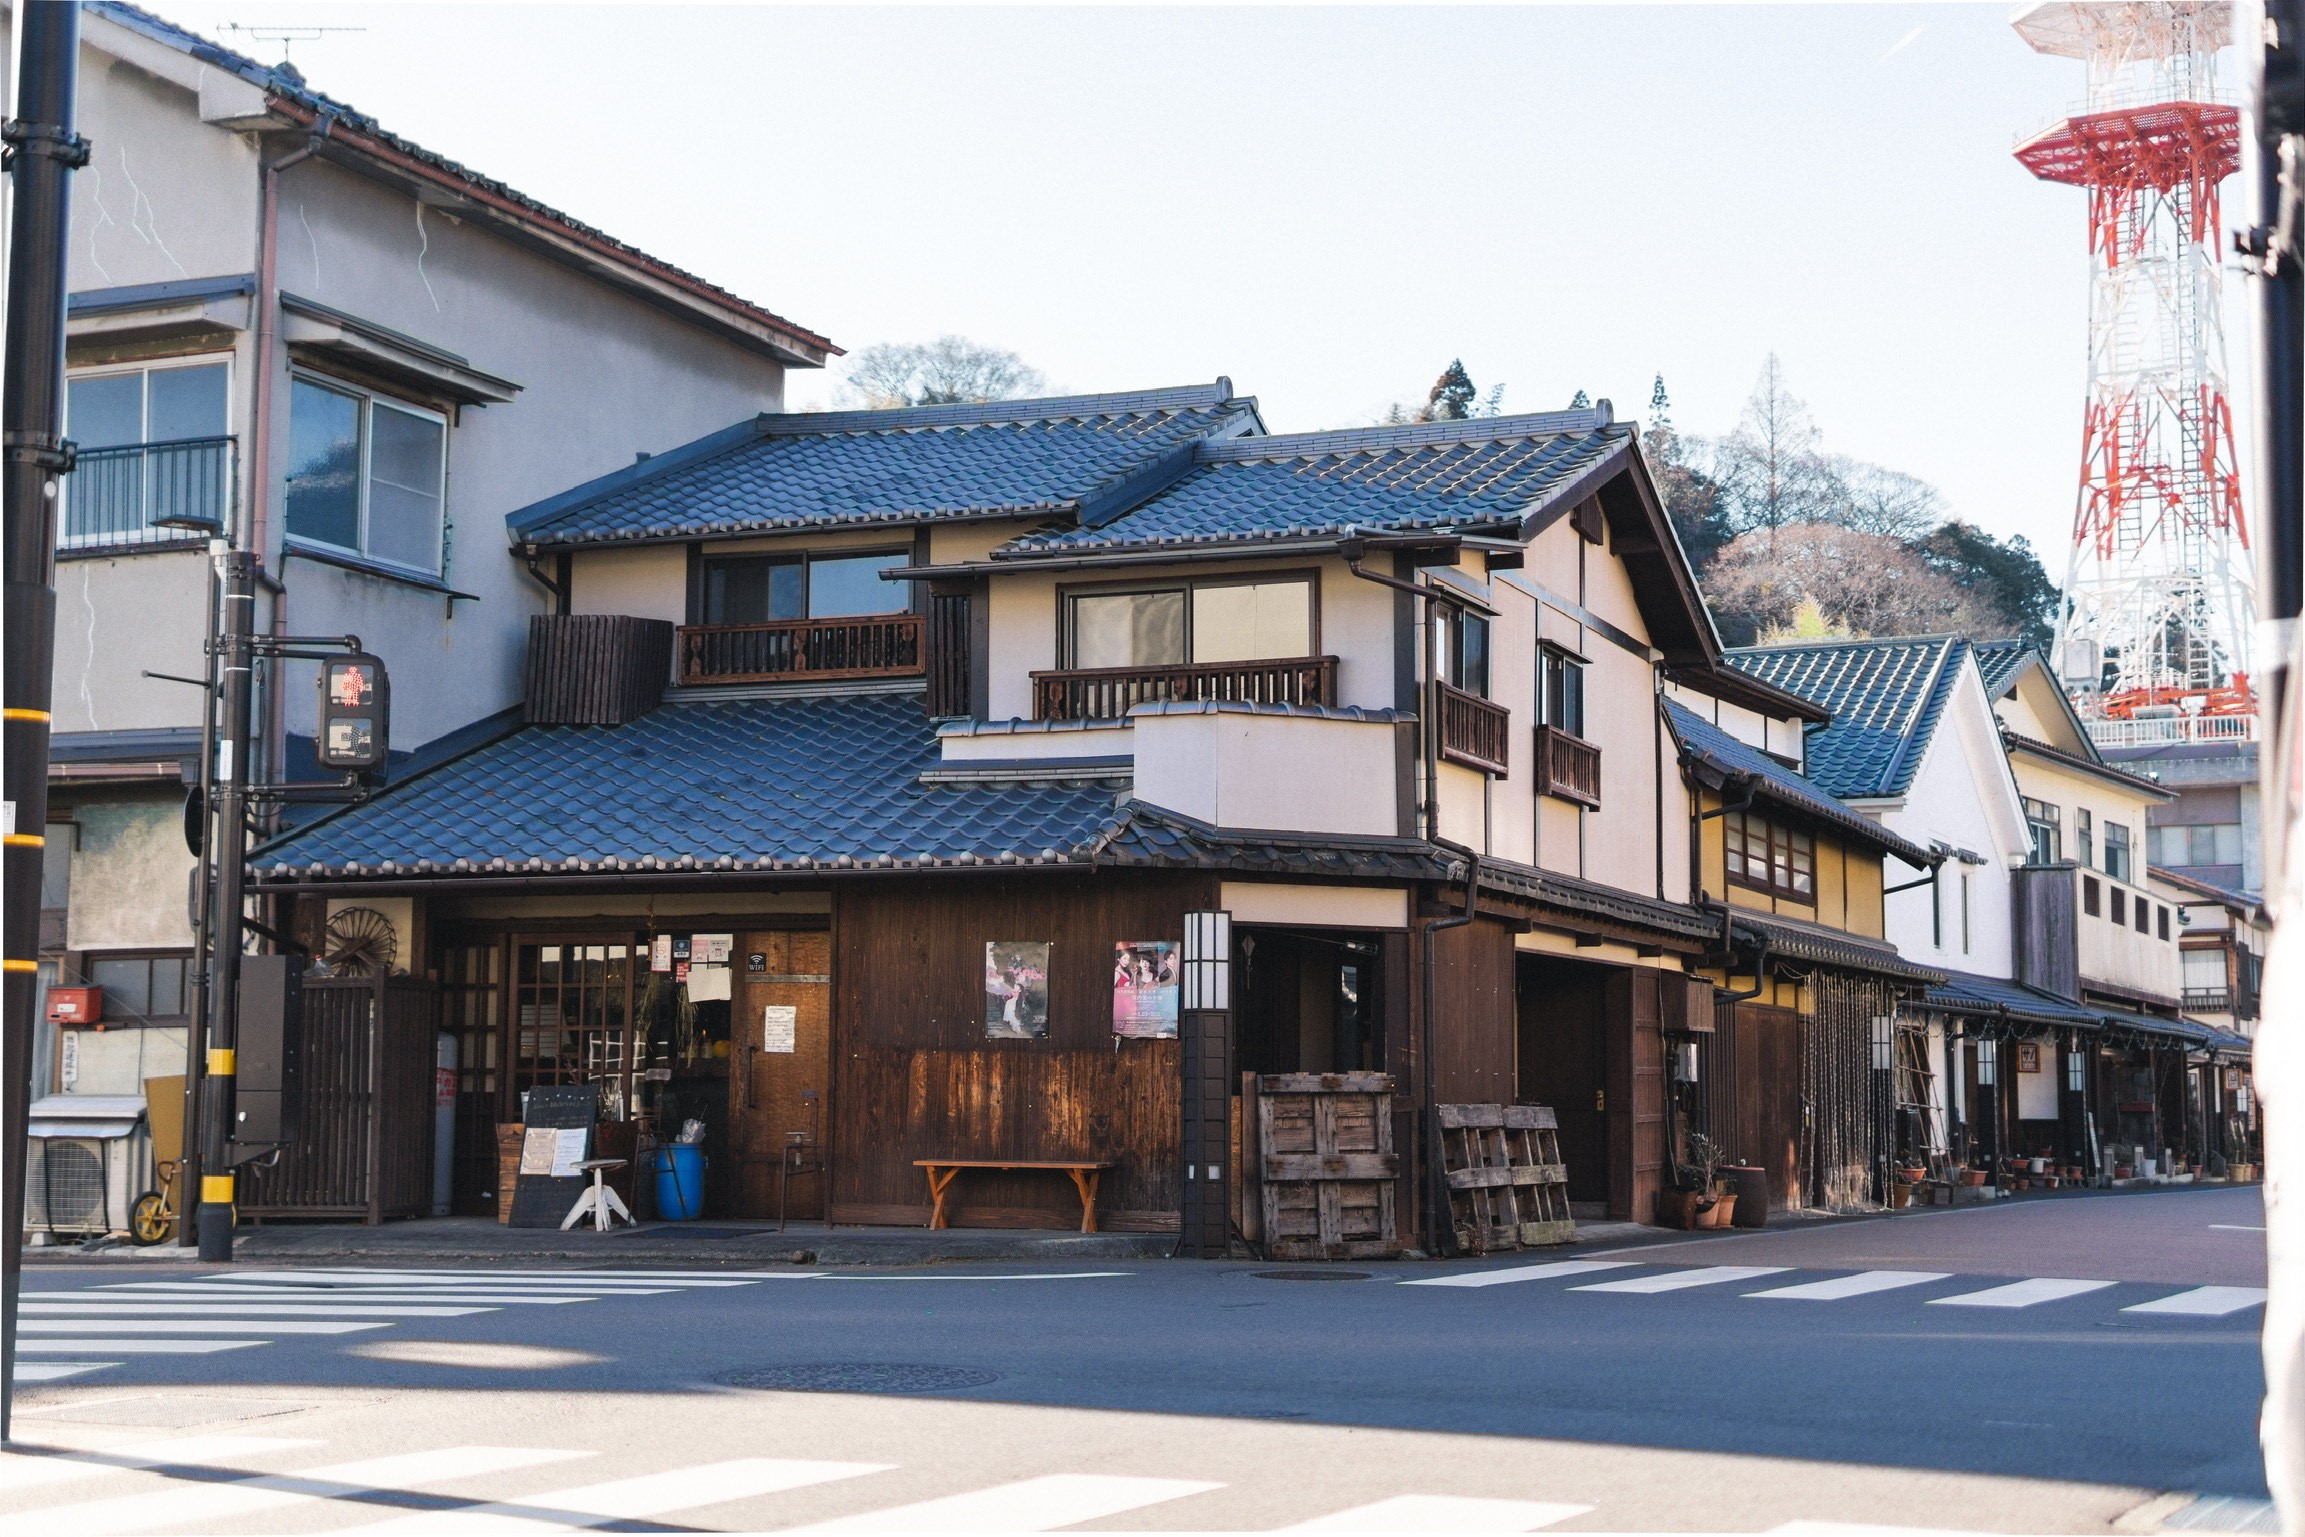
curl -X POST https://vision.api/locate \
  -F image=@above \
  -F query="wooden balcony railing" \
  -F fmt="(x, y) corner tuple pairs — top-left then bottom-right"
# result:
(1534, 723), (1601, 808)
(1032, 655), (1339, 722)
(678, 613), (924, 685)
(1437, 681), (1510, 775)
(2184, 988), (2233, 1014)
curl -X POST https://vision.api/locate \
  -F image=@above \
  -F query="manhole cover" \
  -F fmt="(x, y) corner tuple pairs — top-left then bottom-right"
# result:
(716, 1363), (1001, 1394)
(1251, 1269), (1370, 1282)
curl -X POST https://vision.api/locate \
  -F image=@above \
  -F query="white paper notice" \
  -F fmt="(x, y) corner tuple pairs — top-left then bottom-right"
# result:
(519, 1125), (560, 1176)
(550, 1126), (590, 1178)
(687, 962), (732, 1002)
(651, 935), (674, 972)
(763, 1004), (798, 1054)
(698, 933), (733, 964)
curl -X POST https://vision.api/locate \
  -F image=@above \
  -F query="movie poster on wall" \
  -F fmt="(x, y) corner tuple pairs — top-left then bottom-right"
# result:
(1112, 941), (1179, 1038)
(985, 942), (1051, 1039)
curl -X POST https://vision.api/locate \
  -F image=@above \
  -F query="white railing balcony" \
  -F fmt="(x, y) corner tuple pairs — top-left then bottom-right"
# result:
(2087, 713), (2258, 749)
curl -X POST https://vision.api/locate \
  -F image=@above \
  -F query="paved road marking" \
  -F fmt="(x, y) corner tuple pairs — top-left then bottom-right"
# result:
(18, 1318), (389, 1336)
(0, 1445), (586, 1537)
(1926, 1278), (2118, 1309)
(90, 1286), (592, 1305)
(818, 1272), (1133, 1282)
(24, 1301), (495, 1318)
(16, 1338), (262, 1354)
(1278, 1493), (1594, 1530)
(1745, 1271), (1952, 1301)
(1571, 1265), (1793, 1294)
(0, 1435), (319, 1493)
(2211, 1224), (2268, 1232)
(1400, 1261), (1640, 1289)
(2122, 1285), (2270, 1317)
(791, 1473), (1223, 1531)
(10, 1361), (116, 1381)
(226, 1270), (767, 1287)
(339, 1457), (895, 1533)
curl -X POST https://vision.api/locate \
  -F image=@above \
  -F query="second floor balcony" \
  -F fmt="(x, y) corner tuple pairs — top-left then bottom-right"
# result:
(677, 613), (924, 686)
(1031, 654), (1339, 722)
(62, 435), (235, 550)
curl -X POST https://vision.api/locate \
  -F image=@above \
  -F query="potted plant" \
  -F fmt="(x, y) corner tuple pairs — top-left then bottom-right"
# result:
(1657, 1132), (1736, 1230)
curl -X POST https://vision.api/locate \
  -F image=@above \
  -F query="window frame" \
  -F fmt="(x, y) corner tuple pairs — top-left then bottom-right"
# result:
(1055, 567), (1323, 671)
(1539, 643), (1588, 738)
(2022, 797), (2062, 864)
(61, 356), (234, 548)
(1723, 808), (1816, 902)
(2104, 821), (2132, 884)
(694, 544), (915, 626)
(2078, 808), (2094, 870)
(283, 368), (450, 578)
(83, 949), (194, 1027)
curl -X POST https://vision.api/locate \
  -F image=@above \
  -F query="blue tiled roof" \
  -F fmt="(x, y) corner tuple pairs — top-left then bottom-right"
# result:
(1972, 639), (2036, 701)
(1924, 968), (2103, 1028)
(1664, 699), (1935, 866)
(1727, 637), (1969, 800)
(1002, 412), (1629, 555)
(251, 691), (1448, 884)
(507, 386), (1257, 546)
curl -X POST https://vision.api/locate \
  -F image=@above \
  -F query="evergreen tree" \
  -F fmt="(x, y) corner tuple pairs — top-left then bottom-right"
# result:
(1568, 389), (1591, 410)
(1912, 522), (2061, 652)
(1426, 360), (1477, 421)
(1648, 374), (1671, 434)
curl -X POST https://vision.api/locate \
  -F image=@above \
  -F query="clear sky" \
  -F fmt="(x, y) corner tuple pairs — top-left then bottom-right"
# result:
(158, 2), (2258, 564)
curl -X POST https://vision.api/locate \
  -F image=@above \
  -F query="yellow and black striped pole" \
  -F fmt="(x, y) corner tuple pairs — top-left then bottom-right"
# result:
(1, 0), (84, 1439)
(197, 551), (257, 1262)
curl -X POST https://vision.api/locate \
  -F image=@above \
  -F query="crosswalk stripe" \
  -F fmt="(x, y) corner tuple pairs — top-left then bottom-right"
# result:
(1745, 1271), (1952, 1301)
(1926, 1278), (2118, 1309)
(1571, 1265), (1792, 1294)
(1278, 1494), (1594, 1531)
(16, 1339), (262, 1354)
(1400, 1261), (1639, 1290)
(11, 1361), (116, 1381)
(158, 1281), (679, 1297)
(222, 1270), (767, 1287)
(338, 1457), (895, 1533)
(88, 1286), (592, 1305)
(790, 1473), (1223, 1532)
(0, 1445), (588, 1537)
(19, 1318), (390, 1335)
(0, 1436), (320, 1493)
(817, 1272), (1132, 1283)
(25, 1301), (494, 1318)
(2122, 1285), (2270, 1317)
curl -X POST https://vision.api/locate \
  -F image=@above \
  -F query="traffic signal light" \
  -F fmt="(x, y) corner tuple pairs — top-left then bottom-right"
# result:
(316, 654), (390, 772)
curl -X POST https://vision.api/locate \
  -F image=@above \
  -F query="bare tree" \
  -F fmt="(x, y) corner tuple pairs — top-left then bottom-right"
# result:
(1711, 354), (1837, 538)
(835, 336), (1047, 408)
(1824, 456), (1947, 540)
(1704, 522), (2013, 646)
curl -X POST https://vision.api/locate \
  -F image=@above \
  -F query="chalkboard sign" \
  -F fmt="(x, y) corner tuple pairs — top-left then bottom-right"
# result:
(507, 1085), (598, 1227)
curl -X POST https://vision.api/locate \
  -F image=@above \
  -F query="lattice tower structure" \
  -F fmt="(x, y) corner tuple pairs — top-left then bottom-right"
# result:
(2014, 1), (2256, 727)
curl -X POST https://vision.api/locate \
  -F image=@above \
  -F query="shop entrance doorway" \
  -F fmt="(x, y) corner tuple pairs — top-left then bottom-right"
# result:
(1516, 955), (1610, 1205)
(1234, 928), (1383, 1076)
(729, 930), (832, 1220)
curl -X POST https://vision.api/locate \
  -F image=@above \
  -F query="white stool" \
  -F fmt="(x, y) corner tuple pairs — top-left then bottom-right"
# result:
(562, 1157), (633, 1231)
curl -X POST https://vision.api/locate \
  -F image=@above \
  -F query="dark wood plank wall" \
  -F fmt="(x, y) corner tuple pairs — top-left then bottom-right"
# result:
(1426, 915), (1518, 1104)
(1732, 1002), (1804, 1211)
(830, 872), (1216, 1230)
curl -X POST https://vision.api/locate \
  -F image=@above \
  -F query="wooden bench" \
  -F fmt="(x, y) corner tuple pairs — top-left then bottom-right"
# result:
(914, 1159), (1115, 1233)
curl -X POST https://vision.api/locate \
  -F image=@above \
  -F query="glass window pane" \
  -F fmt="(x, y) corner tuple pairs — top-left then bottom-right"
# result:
(149, 956), (186, 1015)
(66, 374), (144, 448)
(1192, 580), (1311, 663)
(704, 557), (802, 624)
(147, 363), (227, 442)
(2214, 823), (2243, 864)
(808, 553), (908, 618)
(285, 378), (363, 550)
(1564, 660), (1585, 736)
(1457, 614), (1491, 697)
(366, 402), (444, 572)
(90, 957), (150, 1019)
(40, 828), (70, 909)
(1072, 591), (1183, 668)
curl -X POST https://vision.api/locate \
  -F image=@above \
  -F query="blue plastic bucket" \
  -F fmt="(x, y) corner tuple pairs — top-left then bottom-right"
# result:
(653, 1144), (706, 1221)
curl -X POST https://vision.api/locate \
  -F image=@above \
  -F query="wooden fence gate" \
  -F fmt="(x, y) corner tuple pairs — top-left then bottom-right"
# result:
(239, 973), (439, 1223)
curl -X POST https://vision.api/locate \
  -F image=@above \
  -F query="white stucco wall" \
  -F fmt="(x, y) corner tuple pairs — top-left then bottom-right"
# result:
(65, 796), (194, 952)
(1876, 664), (2030, 980)
(1133, 709), (1398, 837)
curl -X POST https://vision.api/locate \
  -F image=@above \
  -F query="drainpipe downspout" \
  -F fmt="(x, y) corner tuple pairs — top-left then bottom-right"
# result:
(249, 121), (331, 806)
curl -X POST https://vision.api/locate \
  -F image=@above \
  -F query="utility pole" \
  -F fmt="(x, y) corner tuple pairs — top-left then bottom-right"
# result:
(198, 551), (258, 1262)
(0, 0), (85, 1440)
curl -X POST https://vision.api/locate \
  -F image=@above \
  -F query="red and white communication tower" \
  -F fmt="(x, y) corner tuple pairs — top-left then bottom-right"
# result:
(2015, 1), (2257, 739)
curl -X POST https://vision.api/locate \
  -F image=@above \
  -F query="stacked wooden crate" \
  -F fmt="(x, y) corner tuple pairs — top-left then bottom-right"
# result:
(1439, 1103), (1575, 1253)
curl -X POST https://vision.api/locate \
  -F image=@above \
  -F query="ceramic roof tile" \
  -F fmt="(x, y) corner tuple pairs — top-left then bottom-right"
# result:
(1726, 637), (1970, 800)
(508, 387), (1253, 546)
(1663, 698), (1935, 866)
(1972, 639), (2037, 701)
(1005, 415), (1629, 554)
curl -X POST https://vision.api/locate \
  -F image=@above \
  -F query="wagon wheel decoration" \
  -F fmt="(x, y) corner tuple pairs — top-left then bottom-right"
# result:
(322, 907), (398, 975)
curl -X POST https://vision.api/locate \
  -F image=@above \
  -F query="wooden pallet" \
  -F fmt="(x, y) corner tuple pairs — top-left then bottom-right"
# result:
(1256, 1072), (1401, 1261)
(1439, 1103), (1576, 1253)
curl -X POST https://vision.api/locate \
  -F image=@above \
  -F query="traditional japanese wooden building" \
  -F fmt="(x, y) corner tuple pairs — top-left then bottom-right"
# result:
(251, 382), (1950, 1240)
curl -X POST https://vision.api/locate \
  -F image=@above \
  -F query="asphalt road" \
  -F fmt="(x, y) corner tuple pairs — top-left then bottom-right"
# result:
(0, 1185), (2271, 1533)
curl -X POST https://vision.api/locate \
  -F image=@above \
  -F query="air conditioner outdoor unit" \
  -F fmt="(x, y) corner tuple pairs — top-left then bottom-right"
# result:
(23, 1095), (148, 1239)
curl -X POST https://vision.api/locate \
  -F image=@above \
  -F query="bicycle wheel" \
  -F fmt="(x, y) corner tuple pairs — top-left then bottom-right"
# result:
(130, 1189), (173, 1245)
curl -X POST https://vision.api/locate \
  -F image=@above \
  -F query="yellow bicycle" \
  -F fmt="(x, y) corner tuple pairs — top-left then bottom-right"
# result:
(129, 1158), (177, 1245)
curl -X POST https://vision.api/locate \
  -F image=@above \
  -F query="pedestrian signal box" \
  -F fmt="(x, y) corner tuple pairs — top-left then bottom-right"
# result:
(317, 654), (390, 772)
